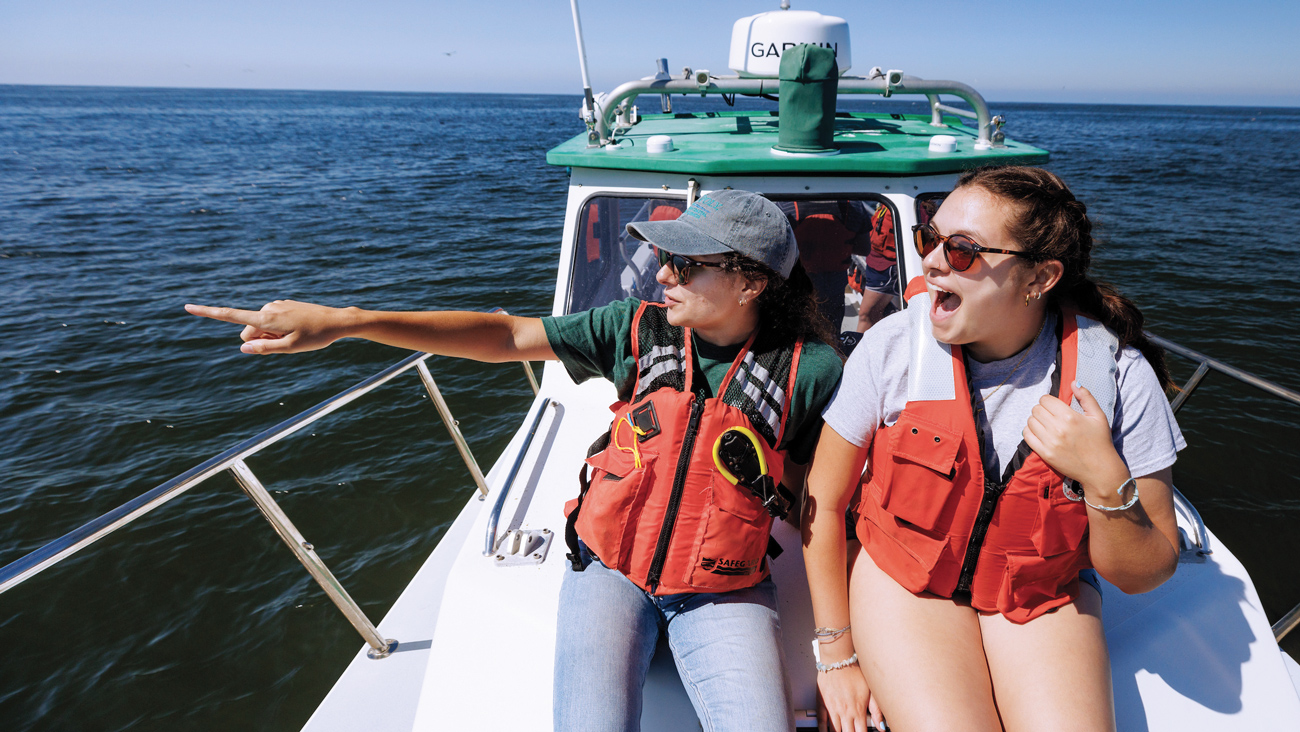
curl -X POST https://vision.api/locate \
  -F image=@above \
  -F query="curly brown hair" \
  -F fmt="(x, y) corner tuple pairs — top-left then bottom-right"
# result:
(956, 166), (1174, 391)
(719, 254), (839, 350)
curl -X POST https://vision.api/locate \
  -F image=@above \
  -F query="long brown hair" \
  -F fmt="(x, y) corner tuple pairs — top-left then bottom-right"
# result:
(955, 166), (1174, 391)
(719, 255), (838, 349)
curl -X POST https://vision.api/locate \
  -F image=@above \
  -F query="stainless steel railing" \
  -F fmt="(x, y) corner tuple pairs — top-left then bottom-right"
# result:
(594, 74), (996, 146)
(483, 397), (555, 557)
(0, 338), (542, 658)
(1148, 334), (1300, 642)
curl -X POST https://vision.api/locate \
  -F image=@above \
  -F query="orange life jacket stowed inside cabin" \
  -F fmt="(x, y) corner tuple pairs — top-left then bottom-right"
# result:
(865, 205), (896, 271)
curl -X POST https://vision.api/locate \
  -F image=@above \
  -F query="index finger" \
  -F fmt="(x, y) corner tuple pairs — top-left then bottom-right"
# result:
(185, 303), (263, 327)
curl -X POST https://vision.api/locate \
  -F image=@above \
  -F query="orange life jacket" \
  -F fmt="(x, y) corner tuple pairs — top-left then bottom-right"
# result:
(855, 286), (1119, 623)
(567, 301), (804, 595)
(865, 205), (897, 270)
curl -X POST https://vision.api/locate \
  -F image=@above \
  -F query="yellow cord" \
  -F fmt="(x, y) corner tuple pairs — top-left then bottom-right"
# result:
(612, 415), (645, 469)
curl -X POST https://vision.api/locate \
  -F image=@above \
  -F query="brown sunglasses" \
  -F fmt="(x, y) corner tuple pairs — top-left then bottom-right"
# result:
(912, 223), (1037, 272)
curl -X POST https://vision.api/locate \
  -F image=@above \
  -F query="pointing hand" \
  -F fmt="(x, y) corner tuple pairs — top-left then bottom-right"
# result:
(184, 300), (355, 354)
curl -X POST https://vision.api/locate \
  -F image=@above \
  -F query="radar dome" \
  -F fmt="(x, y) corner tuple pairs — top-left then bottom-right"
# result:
(728, 10), (851, 78)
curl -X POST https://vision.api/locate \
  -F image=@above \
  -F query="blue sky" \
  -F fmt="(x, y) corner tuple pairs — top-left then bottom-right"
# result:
(3, 0), (1297, 106)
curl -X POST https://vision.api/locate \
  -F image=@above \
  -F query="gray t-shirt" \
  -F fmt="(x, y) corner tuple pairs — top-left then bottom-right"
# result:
(823, 309), (1186, 480)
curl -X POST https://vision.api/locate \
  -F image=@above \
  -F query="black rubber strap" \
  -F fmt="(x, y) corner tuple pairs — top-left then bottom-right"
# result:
(767, 536), (784, 560)
(564, 462), (590, 572)
(565, 431), (613, 572)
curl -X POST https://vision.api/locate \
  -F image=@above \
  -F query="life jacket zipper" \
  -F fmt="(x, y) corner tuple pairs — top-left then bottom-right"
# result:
(953, 314), (1065, 598)
(954, 478), (1006, 596)
(646, 391), (705, 593)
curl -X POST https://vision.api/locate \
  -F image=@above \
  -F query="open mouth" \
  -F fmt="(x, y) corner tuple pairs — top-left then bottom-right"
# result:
(930, 285), (961, 322)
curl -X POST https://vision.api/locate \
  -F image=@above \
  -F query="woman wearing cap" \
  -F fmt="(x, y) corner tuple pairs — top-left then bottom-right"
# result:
(802, 166), (1184, 732)
(187, 189), (843, 732)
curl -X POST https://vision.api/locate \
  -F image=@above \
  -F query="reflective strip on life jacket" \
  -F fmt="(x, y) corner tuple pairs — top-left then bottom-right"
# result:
(733, 350), (788, 437)
(636, 344), (687, 394)
(905, 291), (958, 403)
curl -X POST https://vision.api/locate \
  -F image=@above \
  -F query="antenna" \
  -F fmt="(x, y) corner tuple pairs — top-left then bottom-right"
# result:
(569, 0), (597, 124)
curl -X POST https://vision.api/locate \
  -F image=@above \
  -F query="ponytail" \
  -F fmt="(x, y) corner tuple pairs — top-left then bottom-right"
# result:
(956, 166), (1175, 391)
(1065, 278), (1174, 391)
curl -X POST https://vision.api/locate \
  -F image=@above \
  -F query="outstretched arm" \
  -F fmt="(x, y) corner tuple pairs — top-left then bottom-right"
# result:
(1024, 385), (1180, 594)
(185, 300), (557, 362)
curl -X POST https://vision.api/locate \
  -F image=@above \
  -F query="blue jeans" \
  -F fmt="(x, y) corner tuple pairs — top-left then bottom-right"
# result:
(554, 547), (794, 732)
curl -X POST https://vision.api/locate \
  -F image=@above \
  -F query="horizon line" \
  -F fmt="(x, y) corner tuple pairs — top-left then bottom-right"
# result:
(2, 82), (1297, 111)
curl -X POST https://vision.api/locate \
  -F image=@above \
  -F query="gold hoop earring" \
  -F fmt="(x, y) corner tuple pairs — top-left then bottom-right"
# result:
(1024, 293), (1032, 307)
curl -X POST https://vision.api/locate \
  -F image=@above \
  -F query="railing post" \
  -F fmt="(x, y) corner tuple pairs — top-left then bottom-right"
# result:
(228, 460), (395, 659)
(1170, 361), (1211, 414)
(1273, 602), (1300, 642)
(415, 361), (491, 499)
(520, 362), (540, 396)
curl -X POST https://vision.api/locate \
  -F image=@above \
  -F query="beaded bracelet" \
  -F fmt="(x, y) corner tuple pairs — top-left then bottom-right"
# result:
(816, 653), (860, 673)
(812, 638), (860, 673)
(1065, 477), (1140, 512)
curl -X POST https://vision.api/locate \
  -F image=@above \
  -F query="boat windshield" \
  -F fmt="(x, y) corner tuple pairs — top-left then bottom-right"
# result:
(567, 194), (904, 332)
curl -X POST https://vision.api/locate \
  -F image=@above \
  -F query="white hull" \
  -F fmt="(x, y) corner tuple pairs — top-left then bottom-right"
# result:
(303, 358), (1300, 730)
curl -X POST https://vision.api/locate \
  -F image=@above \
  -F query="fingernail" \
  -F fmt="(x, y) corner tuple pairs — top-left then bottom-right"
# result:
(1073, 380), (1082, 389)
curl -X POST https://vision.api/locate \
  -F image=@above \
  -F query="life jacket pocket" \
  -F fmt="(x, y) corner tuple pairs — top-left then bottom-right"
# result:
(685, 471), (773, 592)
(996, 551), (1086, 623)
(878, 412), (963, 532)
(856, 507), (951, 595)
(574, 447), (657, 573)
(1030, 476), (1090, 558)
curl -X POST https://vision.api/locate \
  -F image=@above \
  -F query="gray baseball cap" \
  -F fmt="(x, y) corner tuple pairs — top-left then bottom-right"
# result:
(626, 190), (800, 279)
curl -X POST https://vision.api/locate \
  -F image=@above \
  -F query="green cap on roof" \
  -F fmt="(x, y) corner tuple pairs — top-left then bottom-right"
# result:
(773, 44), (839, 154)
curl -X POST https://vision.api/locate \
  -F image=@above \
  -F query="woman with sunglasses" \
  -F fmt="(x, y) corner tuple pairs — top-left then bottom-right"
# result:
(802, 166), (1184, 732)
(187, 189), (843, 732)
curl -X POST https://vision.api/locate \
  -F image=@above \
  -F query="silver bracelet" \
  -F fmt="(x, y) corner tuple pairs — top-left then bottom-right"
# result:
(814, 624), (851, 641)
(1066, 477), (1140, 512)
(816, 652), (859, 673)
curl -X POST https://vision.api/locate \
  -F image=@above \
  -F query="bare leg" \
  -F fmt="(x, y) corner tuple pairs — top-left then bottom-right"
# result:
(856, 291), (894, 332)
(978, 584), (1114, 732)
(848, 549), (1001, 732)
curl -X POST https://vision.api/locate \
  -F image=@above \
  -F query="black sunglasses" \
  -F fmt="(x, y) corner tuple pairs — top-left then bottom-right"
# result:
(912, 223), (1036, 272)
(655, 246), (725, 285)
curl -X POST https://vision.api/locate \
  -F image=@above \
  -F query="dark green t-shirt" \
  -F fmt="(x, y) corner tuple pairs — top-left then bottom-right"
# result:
(542, 297), (843, 464)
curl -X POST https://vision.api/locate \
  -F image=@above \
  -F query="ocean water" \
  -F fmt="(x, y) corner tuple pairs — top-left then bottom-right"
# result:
(1, 86), (1298, 731)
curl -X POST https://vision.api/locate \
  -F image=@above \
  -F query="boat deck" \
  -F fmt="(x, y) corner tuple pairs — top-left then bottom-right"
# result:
(302, 362), (1300, 731)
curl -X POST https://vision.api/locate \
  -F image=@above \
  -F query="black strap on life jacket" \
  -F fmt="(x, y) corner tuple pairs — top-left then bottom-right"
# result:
(952, 312), (1064, 599)
(565, 431), (611, 572)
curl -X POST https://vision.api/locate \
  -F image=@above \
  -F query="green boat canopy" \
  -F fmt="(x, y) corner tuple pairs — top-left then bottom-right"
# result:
(548, 109), (1048, 177)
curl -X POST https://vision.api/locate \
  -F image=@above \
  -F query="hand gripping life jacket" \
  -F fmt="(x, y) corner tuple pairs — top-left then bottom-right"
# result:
(565, 301), (804, 595)
(855, 280), (1119, 623)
